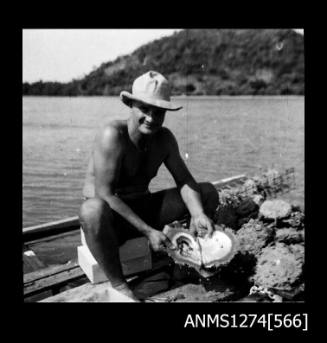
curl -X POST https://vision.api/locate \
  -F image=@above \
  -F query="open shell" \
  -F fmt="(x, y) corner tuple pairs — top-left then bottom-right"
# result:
(163, 224), (237, 277)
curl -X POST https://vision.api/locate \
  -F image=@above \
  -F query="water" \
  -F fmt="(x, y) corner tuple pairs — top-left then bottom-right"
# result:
(23, 96), (304, 228)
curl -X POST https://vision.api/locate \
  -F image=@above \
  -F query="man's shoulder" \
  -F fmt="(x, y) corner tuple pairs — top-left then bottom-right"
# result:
(103, 119), (126, 132)
(100, 119), (126, 136)
(96, 120), (126, 147)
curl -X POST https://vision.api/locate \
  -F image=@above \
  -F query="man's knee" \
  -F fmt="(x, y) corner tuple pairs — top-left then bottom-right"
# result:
(79, 198), (113, 234)
(199, 182), (219, 213)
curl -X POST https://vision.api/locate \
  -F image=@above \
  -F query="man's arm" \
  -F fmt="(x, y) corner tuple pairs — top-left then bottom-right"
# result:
(93, 125), (171, 250)
(163, 129), (214, 236)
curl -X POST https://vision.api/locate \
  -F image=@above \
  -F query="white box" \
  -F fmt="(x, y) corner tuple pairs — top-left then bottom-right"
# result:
(78, 229), (152, 284)
(77, 245), (108, 284)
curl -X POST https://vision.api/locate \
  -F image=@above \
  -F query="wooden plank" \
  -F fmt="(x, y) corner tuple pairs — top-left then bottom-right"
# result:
(24, 264), (85, 296)
(212, 174), (247, 188)
(23, 216), (80, 242)
(24, 262), (85, 295)
(23, 216), (80, 233)
(25, 229), (80, 246)
(24, 261), (80, 283)
(25, 290), (54, 303)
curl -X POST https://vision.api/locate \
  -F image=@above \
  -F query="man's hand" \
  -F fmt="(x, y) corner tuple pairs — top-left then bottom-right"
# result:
(190, 213), (214, 238)
(146, 229), (173, 252)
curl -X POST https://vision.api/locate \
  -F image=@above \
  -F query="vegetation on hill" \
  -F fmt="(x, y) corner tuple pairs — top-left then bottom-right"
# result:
(23, 29), (304, 96)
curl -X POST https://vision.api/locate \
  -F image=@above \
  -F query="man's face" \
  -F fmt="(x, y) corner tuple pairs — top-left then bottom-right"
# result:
(131, 101), (166, 135)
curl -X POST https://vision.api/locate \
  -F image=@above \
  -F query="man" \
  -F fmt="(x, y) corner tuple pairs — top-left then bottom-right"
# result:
(79, 71), (219, 300)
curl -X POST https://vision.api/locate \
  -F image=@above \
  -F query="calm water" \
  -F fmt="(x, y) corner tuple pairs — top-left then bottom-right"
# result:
(23, 96), (304, 228)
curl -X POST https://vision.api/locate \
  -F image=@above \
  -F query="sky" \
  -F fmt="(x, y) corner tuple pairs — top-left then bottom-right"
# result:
(23, 29), (180, 83)
(23, 28), (304, 83)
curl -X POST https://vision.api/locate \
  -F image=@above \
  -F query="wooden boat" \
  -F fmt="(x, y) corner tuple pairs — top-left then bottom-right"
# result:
(23, 172), (294, 302)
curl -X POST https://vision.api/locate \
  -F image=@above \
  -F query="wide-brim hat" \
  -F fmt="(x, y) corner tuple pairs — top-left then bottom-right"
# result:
(120, 71), (183, 111)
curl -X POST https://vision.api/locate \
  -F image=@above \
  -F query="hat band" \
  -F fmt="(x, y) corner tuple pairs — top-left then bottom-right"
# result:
(132, 94), (174, 108)
(132, 91), (170, 102)
(120, 90), (183, 111)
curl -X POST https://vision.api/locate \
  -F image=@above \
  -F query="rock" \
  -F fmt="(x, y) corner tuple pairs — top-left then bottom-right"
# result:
(215, 198), (260, 230)
(153, 283), (236, 302)
(132, 271), (171, 300)
(275, 228), (304, 244)
(253, 243), (304, 292)
(259, 199), (292, 220)
(252, 194), (265, 206)
(237, 293), (274, 303)
(215, 204), (238, 230)
(242, 179), (258, 196)
(219, 251), (257, 284)
(235, 198), (259, 217)
(282, 210), (305, 229)
(236, 219), (274, 257)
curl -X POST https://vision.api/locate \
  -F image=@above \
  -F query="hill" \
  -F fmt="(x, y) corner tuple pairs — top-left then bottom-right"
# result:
(23, 29), (304, 96)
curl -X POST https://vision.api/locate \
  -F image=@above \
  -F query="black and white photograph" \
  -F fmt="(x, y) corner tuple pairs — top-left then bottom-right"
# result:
(23, 28), (305, 306)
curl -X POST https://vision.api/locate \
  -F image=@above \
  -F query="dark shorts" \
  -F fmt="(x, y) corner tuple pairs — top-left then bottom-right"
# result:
(115, 190), (189, 245)
(84, 189), (189, 245)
